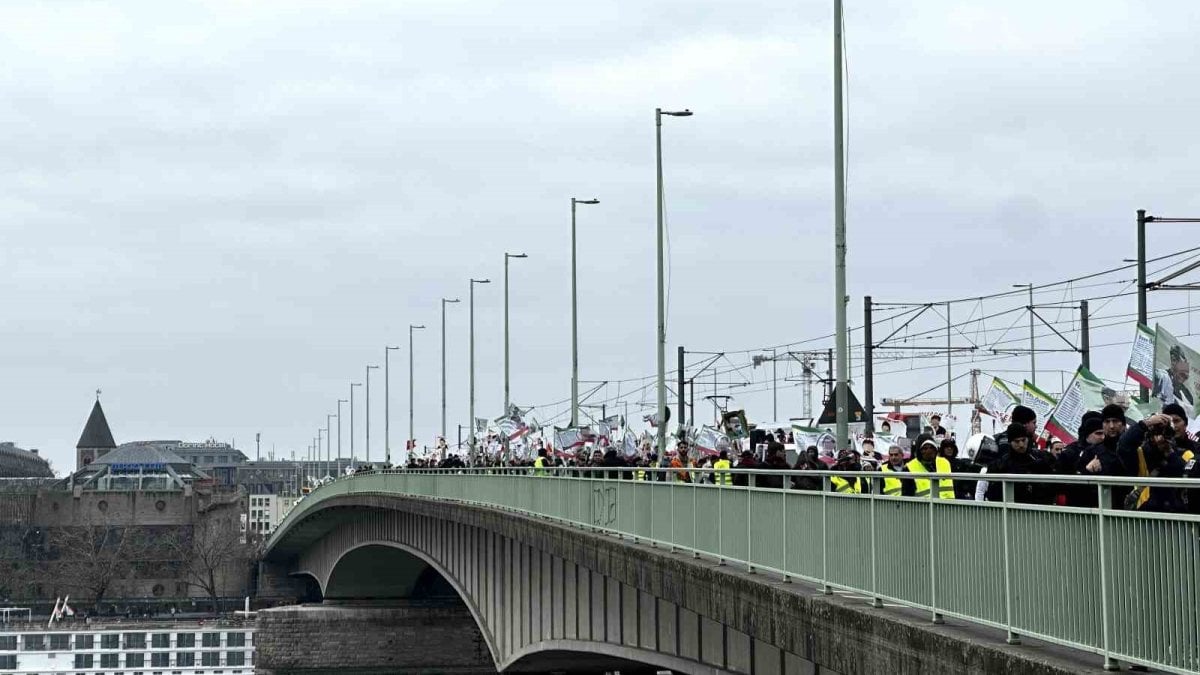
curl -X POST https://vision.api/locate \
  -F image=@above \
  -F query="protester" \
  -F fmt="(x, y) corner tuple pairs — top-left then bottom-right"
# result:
(928, 414), (948, 437)
(733, 450), (757, 487)
(829, 450), (862, 494)
(713, 450), (732, 485)
(906, 437), (954, 499)
(879, 445), (911, 496)
(985, 423), (1052, 504)
(757, 443), (789, 488)
(791, 446), (824, 491)
(1119, 412), (1189, 512)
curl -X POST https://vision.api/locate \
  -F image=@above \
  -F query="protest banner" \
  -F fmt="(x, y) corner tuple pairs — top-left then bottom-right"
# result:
(1020, 380), (1057, 437)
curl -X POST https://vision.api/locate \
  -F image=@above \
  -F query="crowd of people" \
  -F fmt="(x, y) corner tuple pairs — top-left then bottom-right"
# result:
(397, 403), (1200, 514)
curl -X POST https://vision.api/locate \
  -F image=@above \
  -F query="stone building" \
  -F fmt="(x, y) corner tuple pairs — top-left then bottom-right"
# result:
(0, 399), (252, 612)
(0, 443), (53, 478)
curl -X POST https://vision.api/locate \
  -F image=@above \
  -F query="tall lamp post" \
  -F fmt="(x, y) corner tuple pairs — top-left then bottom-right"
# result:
(832, 0), (850, 452)
(325, 413), (334, 478)
(570, 198), (599, 427)
(409, 323), (426, 463)
(469, 278), (491, 461)
(504, 252), (528, 414)
(349, 383), (361, 468)
(655, 108), (692, 457)
(441, 298), (460, 440)
(384, 346), (400, 466)
(337, 398), (347, 473)
(365, 365), (379, 464)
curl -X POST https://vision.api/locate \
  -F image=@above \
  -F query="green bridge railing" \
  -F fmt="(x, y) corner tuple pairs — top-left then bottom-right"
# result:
(271, 468), (1200, 674)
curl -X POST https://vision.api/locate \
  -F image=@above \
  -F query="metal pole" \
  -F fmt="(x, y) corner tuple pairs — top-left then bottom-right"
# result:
(385, 346), (397, 465)
(864, 296), (874, 434)
(1080, 300), (1091, 370)
(255, 432), (260, 462)
(1136, 209), (1148, 401)
(349, 383), (361, 468)
(772, 348), (778, 421)
(337, 399), (345, 471)
(946, 302), (952, 424)
(409, 324), (425, 464)
(366, 365), (378, 464)
(571, 198), (579, 428)
(833, 0), (849, 451)
(677, 346), (685, 429)
(656, 108), (666, 457)
(688, 379), (694, 426)
(441, 298), (458, 440)
(325, 415), (333, 477)
(1028, 285), (1036, 386)
(469, 279), (490, 461)
(504, 253), (527, 415)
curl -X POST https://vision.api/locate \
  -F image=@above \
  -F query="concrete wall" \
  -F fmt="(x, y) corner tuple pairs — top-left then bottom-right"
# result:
(255, 603), (494, 675)
(263, 494), (1104, 675)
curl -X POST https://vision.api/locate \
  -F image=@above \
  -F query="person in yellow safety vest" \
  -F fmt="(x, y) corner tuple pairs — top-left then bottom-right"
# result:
(829, 450), (862, 494)
(879, 445), (911, 496)
(533, 448), (549, 476)
(906, 438), (955, 498)
(713, 450), (733, 485)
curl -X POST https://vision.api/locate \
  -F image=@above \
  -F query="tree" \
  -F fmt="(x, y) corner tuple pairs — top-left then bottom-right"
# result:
(166, 515), (248, 611)
(49, 522), (152, 611)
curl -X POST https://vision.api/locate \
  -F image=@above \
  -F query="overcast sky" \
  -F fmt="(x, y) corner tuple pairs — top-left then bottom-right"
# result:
(3, 1), (1199, 473)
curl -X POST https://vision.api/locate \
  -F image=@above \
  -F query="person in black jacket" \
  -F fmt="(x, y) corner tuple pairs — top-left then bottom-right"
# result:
(987, 423), (1053, 503)
(1118, 413), (1188, 512)
(733, 451), (757, 487)
(1163, 403), (1197, 457)
(996, 405), (1038, 456)
(758, 443), (789, 488)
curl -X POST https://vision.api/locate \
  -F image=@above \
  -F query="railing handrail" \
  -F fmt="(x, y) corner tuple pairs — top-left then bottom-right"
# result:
(311, 466), (1200, 488)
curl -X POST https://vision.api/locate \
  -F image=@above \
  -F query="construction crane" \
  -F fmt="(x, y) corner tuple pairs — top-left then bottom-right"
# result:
(880, 370), (983, 435)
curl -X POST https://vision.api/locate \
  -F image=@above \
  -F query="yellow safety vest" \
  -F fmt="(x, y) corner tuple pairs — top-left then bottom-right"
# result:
(533, 457), (548, 476)
(906, 456), (954, 499)
(713, 459), (732, 485)
(634, 469), (646, 481)
(880, 464), (903, 496)
(831, 475), (860, 494)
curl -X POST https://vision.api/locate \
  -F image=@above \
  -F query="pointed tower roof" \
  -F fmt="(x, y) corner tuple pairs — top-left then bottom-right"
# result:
(77, 400), (117, 449)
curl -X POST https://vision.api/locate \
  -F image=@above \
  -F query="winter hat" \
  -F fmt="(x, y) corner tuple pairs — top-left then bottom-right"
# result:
(1163, 403), (1187, 421)
(1011, 405), (1037, 425)
(1081, 410), (1103, 425)
(1078, 417), (1103, 441)
(1005, 422), (1029, 441)
(1101, 404), (1127, 423)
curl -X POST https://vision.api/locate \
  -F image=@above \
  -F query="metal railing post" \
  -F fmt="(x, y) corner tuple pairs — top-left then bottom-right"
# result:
(1002, 480), (1019, 644)
(1098, 483), (1118, 671)
(747, 485), (754, 573)
(717, 481), (725, 565)
(869, 475), (882, 608)
(821, 475), (831, 594)
(690, 477), (699, 558)
(929, 484), (943, 624)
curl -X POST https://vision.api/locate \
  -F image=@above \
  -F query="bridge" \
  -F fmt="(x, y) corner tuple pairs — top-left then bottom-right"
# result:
(257, 469), (1198, 674)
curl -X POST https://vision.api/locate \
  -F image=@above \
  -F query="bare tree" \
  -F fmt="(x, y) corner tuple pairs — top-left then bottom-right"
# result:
(166, 515), (247, 610)
(49, 523), (152, 611)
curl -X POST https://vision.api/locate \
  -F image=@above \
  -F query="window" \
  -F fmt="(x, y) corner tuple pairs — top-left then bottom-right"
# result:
(175, 634), (194, 648)
(0, 636), (15, 651)
(201, 651), (220, 666)
(75, 654), (94, 668)
(102, 634), (120, 649)
(152, 634), (170, 649)
(75, 634), (94, 650)
(175, 653), (194, 667)
(0, 655), (15, 670)
(126, 653), (144, 668)
(50, 634), (71, 650)
(225, 652), (244, 667)
(225, 633), (244, 647)
(201, 633), (220, 648)
(22, 634), (46, 650)
(101, 653), (120, 668)
(151, 653), (170, 668)
(124, 633), (147, 649)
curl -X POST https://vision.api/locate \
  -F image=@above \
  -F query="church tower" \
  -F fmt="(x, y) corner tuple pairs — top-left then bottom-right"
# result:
(76, 394), (117, 470)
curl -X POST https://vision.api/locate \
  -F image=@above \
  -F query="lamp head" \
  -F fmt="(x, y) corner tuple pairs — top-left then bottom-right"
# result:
(444, 297), (460, 303)
(507, 252), (528, 259)
(472, 278), (491, 284)
(576, 198), (599, 205)
(412, 324), (426, 330)
(663, 109), (693, 117)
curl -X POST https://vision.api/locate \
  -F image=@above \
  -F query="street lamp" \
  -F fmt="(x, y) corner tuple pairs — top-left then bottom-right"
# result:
(409, 323), (426, 463)
(325, 414), (334, 478)
(1014, 283), (1035, 385)
(349, 383), (362, 468)
(504, 252), (528, 414)
(469, 278), (491, 461)
(441, 298), (460, 440)
(656, 108), (692, 457)
(384, 346), (400, 465)
(337, 398), (347, 472)
(569, 198), (599, 427)
(365, 365), (379, 464)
